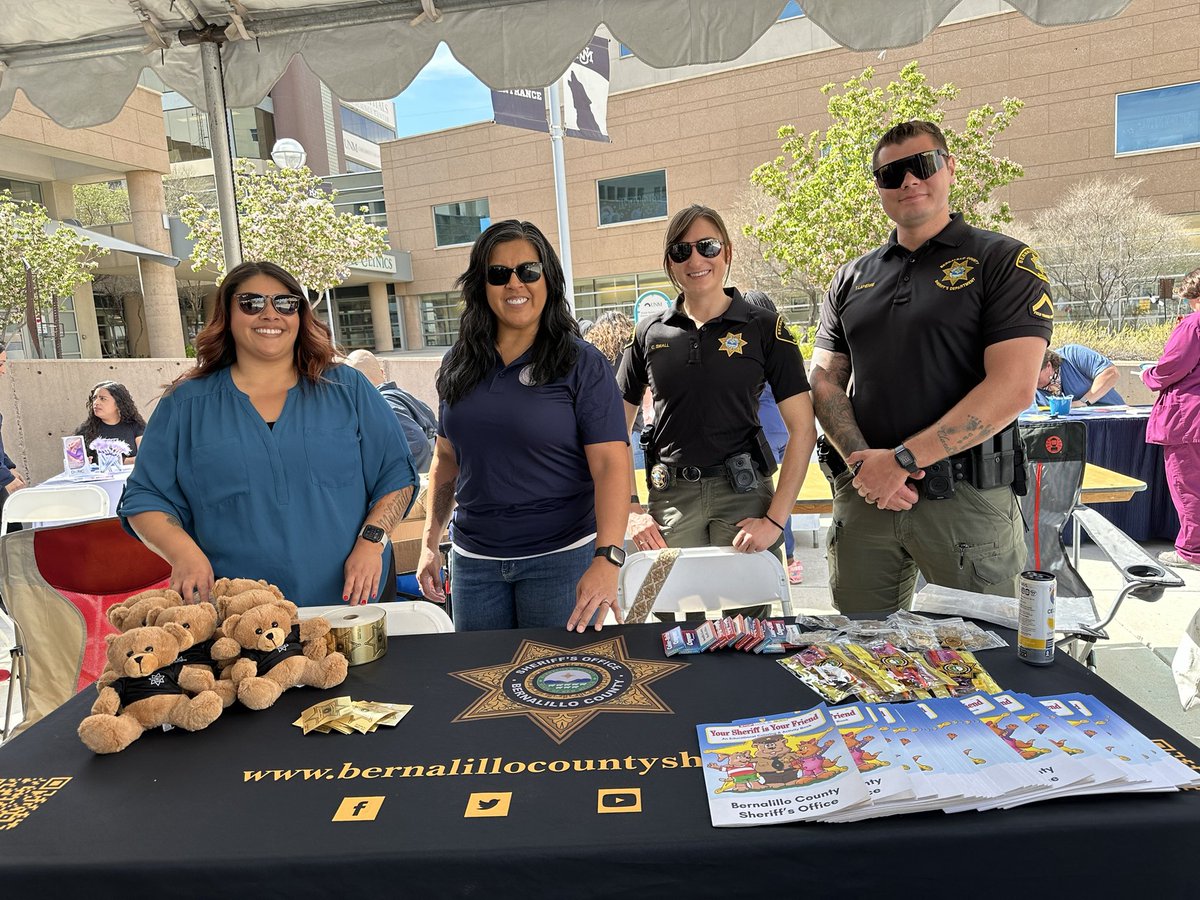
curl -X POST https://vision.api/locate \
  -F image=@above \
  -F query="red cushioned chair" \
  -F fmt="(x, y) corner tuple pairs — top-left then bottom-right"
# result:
(0, 517), (170, 739)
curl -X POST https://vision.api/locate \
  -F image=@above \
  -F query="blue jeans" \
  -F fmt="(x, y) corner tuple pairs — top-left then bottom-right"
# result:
(449, 540), (595, 631)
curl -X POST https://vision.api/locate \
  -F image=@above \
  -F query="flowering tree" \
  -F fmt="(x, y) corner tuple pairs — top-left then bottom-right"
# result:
(748, 62), (1024, 291)
(178, 161), (389, 291)
(0, 190), (108, 354)
(72, 181), (131, 226)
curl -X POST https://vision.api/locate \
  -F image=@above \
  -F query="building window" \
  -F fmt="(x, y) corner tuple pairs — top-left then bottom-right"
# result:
(418, 291), (461, 347)
(433, 198), (490, 247)
(597, 170), (668, 226)
(0, 177), (43, 205)
(340, 107), (398, 144)
(572, 271), (674, 322)
(1116, 81), (1200, 155)
(164, 107), (212, 163)
(230, 107), (276, 160)
(778, 2), (804, 20)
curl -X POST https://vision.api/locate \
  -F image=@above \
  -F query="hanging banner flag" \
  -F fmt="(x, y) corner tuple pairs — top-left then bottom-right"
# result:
(491, 87), (549, 133)
(562, 36), (611, 143)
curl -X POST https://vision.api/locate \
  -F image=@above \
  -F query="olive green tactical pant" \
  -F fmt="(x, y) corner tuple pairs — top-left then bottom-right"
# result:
(826, 469), (1026, 614)
(649, 475), (783, 553)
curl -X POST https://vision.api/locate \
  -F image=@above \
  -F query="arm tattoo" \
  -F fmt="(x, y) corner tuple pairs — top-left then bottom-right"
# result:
(810, 351), (869, 455)
(934, 416), (996, 455)
(372, 487), (414, 535)
(164, 514), (184, 530)
(431, 479), (456, 525)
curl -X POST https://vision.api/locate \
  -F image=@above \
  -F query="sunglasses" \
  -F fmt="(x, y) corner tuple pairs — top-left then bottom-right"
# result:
(872, 148), (950, 189)
(667, 238), (724, 264)
(233, 292), (304, 316)
(486, 262), (543, 286)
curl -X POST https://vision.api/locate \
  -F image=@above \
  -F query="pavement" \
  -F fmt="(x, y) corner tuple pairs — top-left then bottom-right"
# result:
(786, 520), (1200, 745)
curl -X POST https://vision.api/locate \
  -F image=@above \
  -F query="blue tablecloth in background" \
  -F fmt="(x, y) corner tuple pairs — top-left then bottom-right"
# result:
(1021, 406), (1178, 542)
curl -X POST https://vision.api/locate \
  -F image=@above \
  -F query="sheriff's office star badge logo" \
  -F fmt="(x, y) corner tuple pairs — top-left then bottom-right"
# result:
(718, 332), (747, 357)
(936, 257), (977, 291)
(1015, 246), (1050, 283)
(451, 636), (687, 744)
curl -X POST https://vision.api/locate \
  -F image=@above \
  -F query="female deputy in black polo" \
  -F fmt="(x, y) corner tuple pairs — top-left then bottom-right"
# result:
(617, 204), (817, 555)
(416, 220), (631, 632)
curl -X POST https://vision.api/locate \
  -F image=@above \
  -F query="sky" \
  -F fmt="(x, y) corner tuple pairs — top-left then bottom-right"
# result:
(391, 45), (493, 138)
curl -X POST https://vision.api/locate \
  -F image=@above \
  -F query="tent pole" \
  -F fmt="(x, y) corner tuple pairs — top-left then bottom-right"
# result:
(199, 41), (242, 272)
(546, 81), (575, 314)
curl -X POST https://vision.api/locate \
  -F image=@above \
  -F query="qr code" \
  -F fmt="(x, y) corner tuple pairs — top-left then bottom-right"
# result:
(0, 777), (72, 830)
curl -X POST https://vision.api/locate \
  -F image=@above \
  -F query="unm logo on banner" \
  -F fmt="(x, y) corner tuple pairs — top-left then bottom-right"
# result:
(562, 36), (611, 143)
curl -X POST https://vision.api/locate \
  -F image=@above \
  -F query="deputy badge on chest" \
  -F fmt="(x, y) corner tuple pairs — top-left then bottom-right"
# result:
(935, 256), (978, 291)
(717, 332), (747, 357)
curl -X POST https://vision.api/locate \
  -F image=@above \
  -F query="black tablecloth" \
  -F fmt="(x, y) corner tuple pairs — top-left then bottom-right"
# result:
(2, 624), (1197, 899)
(1082, 413), (1179, 542)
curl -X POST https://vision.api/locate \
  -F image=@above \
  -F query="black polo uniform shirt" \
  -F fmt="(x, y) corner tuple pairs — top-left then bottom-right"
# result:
(815, 214), (1054, 450)
(617, 287), (810, 467)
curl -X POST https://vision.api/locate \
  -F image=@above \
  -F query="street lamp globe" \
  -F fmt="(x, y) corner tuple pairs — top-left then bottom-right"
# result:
(270, 138), (307, 169)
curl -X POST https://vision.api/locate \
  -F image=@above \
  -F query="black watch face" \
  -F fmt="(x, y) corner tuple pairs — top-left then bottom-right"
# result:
(361, 525), (386, 543)
(598, 545), (625, 566)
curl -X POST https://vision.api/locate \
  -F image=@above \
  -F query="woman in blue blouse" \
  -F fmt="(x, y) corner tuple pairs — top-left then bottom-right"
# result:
(415, 221), (631, 632)
(120, 261), (417, 607)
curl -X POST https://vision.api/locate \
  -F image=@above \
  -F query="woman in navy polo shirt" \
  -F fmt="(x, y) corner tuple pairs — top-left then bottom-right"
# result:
(416, 220), (631, 632)
(120, 260), (418, 607)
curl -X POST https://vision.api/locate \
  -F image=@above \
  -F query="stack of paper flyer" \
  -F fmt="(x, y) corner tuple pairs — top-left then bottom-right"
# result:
(695, 693), (1200, 826)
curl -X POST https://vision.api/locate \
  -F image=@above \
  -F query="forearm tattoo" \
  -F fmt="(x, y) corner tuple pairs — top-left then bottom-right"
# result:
(935, 416), (995, 455)
(372, 487), (413, 535)
(810, 352), (868, 456)
(431, 479), (456, 525)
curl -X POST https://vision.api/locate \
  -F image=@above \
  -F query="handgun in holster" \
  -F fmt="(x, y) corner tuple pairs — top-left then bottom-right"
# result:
(816, 434), (847, 483)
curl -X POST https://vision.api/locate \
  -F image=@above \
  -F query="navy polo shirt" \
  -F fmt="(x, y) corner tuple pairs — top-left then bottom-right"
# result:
(440, 339), (628, 558)
(815, 214), (1054, 450)
(617, 288), (809, 467)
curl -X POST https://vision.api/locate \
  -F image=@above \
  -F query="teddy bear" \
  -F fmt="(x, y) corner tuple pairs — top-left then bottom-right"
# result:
(211, 587), (331, 663)
(220, 603), (348, 710)
(213, 577), (286, 607)
(78, 623), (223, 754)
(145, 602), (238, 707)
(106, 588), (184, 631)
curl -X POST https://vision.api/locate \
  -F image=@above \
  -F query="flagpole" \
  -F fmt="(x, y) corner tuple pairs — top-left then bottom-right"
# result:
(546, 81), (576, 314)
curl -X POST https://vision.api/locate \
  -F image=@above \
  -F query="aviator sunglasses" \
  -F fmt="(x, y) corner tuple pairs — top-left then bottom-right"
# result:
(486, 261), (544, 286)
(667, 237), (724, 264)
(872, 148), (950, 190)
(233, 292), (304, 316)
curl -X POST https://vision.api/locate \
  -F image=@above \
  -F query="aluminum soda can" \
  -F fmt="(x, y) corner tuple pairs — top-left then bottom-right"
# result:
(1018, 570), (1056, 666)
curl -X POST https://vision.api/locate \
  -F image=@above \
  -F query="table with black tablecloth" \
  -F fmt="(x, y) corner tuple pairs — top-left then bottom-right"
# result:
(1, 624), (1197, 898)
(1022, 406), (1178, 542)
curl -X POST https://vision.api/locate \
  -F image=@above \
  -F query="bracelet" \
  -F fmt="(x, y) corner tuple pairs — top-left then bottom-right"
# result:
(630, 493), (641, 503)
(764, 513), (785, 531)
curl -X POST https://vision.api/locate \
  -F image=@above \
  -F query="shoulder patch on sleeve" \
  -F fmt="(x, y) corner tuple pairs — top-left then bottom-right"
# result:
(775, 314), (799, 346)
(1030, 292), (1055, 321)
(1015, 247), (1049, 283)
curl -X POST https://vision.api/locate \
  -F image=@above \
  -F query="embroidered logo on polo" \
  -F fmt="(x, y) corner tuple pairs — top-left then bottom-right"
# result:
(717, 332), (747, 357)
(935, 257), (978, 291)
(1015, 246), (1050, 283)
(775, 315), (798, 346)
(518, 364), (536, 386)
(451, 636), (687, 744)
(1030, 292), (1055, 320)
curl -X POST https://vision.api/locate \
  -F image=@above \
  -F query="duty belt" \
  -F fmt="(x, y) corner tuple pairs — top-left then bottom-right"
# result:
(671, 464), (726, 482)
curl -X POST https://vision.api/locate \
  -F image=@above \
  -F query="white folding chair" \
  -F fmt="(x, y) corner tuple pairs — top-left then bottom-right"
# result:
(1, 483), (111, 533)
(300, 600), (455, 636)
(617, 547), (792, 621)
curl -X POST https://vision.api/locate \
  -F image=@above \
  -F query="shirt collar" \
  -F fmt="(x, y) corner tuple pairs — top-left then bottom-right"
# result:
(663, 287), (750, 325)
(882, 212), (968, 258)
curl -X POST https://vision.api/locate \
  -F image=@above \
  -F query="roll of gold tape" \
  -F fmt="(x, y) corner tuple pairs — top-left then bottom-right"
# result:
(322, 606), (387, 666)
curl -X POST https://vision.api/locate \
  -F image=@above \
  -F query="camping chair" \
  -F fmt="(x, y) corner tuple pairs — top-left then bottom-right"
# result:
(0, 517), (171, 740)
(0, 482), (110, 533)
(1019, 419), (1184, 668)
(616, 547), (791, 622)
(300, 600), (454, 635)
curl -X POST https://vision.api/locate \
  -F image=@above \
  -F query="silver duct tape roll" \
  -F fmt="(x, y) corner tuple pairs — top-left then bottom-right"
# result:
(322, 605), (387, 666)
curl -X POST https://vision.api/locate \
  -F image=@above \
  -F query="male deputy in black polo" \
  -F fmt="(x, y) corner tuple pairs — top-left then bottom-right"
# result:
(810, 120), (1053, 613)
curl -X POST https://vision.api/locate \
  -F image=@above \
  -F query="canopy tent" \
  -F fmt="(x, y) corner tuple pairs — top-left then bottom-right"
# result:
(0, 0), (1132, 266)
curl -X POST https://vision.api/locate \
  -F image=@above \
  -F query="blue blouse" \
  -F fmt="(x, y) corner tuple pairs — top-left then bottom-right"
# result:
(119, 365), (417, 606)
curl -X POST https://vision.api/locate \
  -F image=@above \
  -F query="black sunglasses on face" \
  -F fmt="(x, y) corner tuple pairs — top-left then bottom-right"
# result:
(667, 237), (724, 264)
(233, 292), (304, 316)
(486, 262), (543, 286)
(872, 148), (949, 190)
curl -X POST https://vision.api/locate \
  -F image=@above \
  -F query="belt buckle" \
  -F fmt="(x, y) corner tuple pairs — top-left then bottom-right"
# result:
(681, 466), (702, 482)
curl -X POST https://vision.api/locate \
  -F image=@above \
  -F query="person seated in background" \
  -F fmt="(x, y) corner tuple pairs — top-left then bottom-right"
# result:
(76, 381), (146, 463)
(1034, 345), (1124, 408)
(345, 349), (437, 473)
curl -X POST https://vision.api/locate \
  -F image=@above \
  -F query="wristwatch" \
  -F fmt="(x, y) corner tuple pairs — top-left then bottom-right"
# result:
(595, 545), (627, 568)
(1082, 398), (1094, 407)
(359, 524), (386, 544)
(893, 444), (920, 475)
